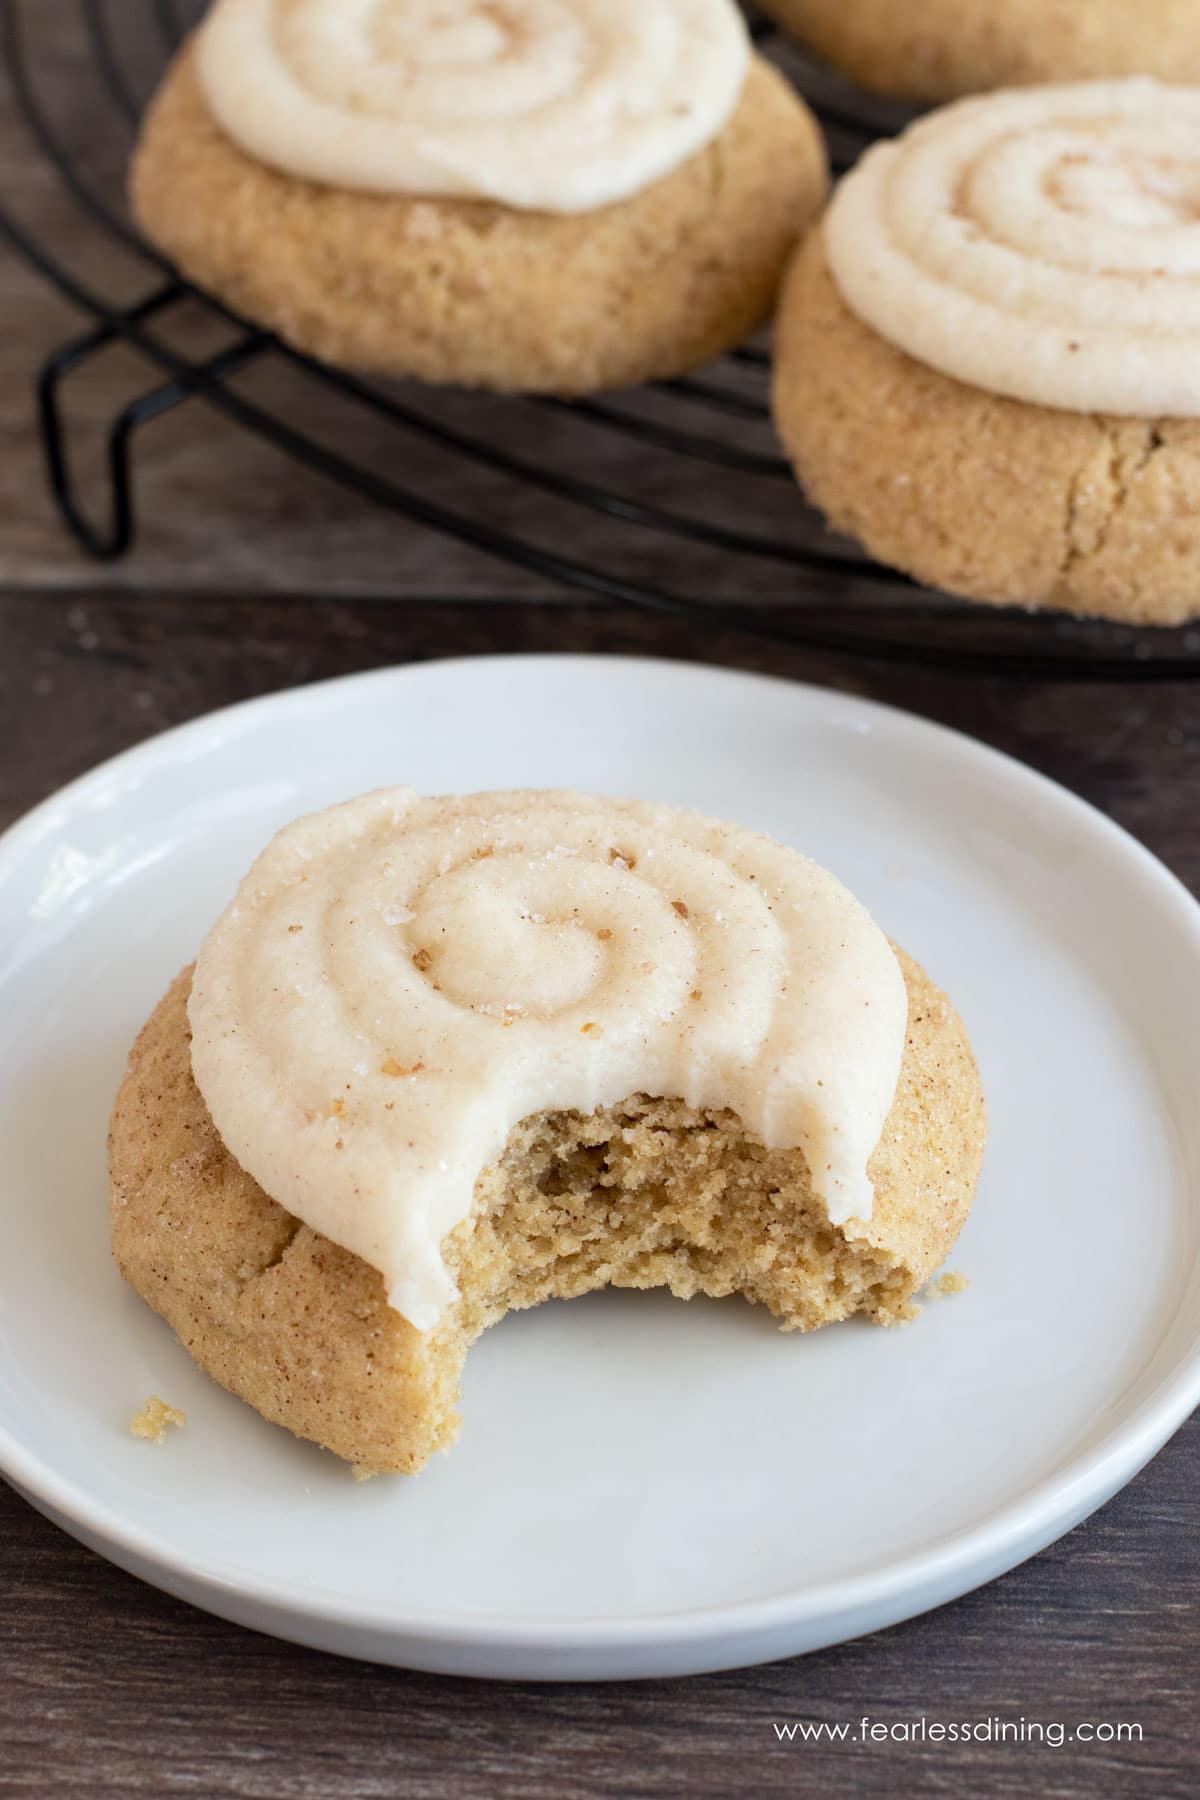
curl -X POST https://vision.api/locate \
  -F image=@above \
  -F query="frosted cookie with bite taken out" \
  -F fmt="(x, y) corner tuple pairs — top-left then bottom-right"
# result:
(771, 80), (1200, 626)
(128, 0), (829, 395)
(108, 788), (986, 1476)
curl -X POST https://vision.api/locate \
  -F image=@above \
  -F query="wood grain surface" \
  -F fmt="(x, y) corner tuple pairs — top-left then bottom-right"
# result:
(1, 4), (1198, 1796)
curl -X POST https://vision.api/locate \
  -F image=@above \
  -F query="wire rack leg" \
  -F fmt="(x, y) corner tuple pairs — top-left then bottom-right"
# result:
(36, 284), (266, 558)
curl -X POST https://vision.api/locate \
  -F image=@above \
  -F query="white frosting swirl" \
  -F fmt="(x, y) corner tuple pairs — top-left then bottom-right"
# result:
(194, 0), (751, 214)
(825, 79), (1200, 416)
(188, 790), (907, 1330)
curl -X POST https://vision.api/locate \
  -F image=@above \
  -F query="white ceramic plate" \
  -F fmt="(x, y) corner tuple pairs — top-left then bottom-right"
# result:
(1, 654), (1198, 1680)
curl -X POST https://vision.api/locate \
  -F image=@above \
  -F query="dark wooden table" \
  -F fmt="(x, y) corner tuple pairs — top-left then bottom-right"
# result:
(2, 7), (1198, 1794)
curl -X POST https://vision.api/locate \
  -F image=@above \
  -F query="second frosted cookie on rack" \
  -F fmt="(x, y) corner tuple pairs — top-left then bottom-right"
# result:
(771, 79), (1200, 628)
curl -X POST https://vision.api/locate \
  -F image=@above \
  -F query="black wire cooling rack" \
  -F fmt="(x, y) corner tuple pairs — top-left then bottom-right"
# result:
(3, 0), (1200, 680)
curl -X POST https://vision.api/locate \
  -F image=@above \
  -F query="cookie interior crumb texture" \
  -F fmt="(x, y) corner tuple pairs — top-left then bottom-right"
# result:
(129, 1395), (187, 1444)
(109, 957), (985, 1476)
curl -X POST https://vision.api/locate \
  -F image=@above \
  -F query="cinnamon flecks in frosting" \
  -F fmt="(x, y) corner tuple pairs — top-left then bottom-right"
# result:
(187, 790), (907, 1329)
(195, 0), (751, 214)
(824, 79), (1200, 417)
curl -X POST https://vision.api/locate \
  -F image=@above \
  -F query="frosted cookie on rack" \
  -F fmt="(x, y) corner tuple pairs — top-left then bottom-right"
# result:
(757, 0), (1200, 102)
(108, 787), (986, 1475)
(129, 1), (828, 395)
(771, 81), (1200, 626)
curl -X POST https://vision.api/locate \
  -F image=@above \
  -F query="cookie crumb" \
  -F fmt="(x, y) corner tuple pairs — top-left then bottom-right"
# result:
(927, 1269), (968, 1299)
(351, 1464), (377, 1483)
(130, 1396), (186, 1444)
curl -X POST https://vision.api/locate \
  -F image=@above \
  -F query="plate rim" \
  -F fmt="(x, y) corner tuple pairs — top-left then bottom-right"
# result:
(2, 652), (1199, 1665)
